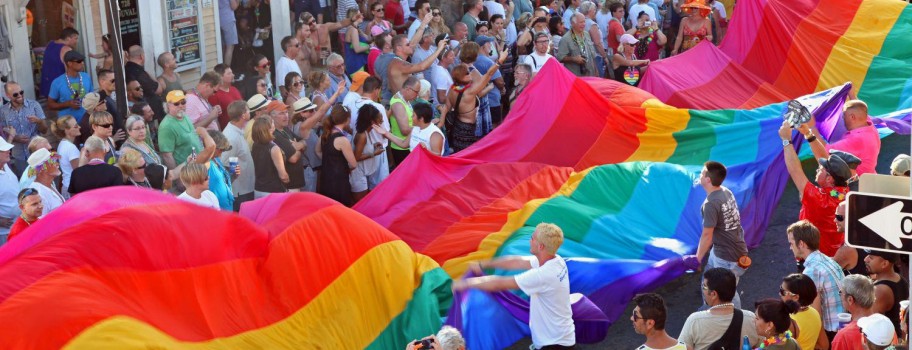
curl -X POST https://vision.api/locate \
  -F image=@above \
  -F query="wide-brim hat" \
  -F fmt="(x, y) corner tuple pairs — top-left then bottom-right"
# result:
(293, 97), (317, 113)
(247, 94), (269, 112)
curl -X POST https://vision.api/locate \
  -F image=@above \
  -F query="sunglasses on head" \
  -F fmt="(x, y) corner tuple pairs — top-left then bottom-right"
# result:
(11, 90), (24, 98)
(18, 188), (39, 202)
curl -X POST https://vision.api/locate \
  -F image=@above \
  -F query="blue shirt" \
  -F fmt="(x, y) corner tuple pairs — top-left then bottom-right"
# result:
(326, 73), (351, 104)
(0, 99), (46, 163)
(473, 55), (502, 107)
(208, 158), (234, 211)
(48, 72), (94, 121)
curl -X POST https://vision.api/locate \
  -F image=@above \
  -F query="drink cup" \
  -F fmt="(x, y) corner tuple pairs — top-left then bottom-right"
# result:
(229, 157), (239, 173)
(838, 313), (852, 329)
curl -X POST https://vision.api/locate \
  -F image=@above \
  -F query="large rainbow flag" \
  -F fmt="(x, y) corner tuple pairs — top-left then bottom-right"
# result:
(353, 60), (885, 348)
(0, 188), (451, 349)
(640, 0), (912, 114)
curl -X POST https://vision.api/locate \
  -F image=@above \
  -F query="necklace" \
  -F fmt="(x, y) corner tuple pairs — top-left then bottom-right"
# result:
(64, 72), (85, 101)
(709, 303), (734, 310)
(758, 330), (792, 349)
(20, 215), (35, 227)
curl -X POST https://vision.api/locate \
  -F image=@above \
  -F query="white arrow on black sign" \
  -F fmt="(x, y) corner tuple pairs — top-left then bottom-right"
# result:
(858, 201), (912, 248)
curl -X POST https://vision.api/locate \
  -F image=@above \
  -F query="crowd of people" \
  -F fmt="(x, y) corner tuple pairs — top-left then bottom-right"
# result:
(0, 0), (910, 349)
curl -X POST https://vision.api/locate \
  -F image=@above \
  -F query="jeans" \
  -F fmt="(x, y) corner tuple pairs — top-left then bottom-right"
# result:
(595, 55), (606, 78)
(303, 167), (317, 192)
(703, 248), (746, 309)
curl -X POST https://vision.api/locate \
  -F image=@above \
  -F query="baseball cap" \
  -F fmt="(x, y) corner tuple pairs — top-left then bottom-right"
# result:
(475, 35), (495, 47)
(246, 94), (269, 112)
(0, 136), (12, 152)
(620, 34), (639, 45)
(351, 71), (370, 91)
(828, 150), (861, 171)
(818, 155), (852, 184)
(864, 249), (900, 264)
(370, 25), (388, 37)
(891, 154), (910, 176)
(293, 97), (317, 113)
(64, 50), (85, 62)
(264, 100), (287, 113)
(165, 90), (186, 104)
(81, 92), (102, 111)
(857, 313), (895, 347)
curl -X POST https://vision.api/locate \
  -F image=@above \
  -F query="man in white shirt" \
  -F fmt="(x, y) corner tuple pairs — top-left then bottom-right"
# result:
(563, 0), (582, 29)
(453, 223), (576, 349)
(0, 137), (18, 242)
(276, 36), (303, 99)
(522, 33), (555, 74)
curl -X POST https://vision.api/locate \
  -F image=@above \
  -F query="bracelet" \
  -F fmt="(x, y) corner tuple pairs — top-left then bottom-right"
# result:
(805, 135), (817, 143)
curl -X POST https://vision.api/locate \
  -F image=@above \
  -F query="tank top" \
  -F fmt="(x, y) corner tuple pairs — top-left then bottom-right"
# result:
(251, 142), (287, 193)
(40, 41), (66, 97)
(409, 124), (444, 155)
(389, 93), (414, 151)
(875, 278), (909, 337)
(160, 74), (184, 98)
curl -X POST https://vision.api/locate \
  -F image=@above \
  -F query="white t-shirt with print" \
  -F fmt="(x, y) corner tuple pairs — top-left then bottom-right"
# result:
(514, 255), (575, 348)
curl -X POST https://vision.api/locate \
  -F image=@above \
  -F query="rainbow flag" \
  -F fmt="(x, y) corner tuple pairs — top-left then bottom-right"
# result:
(354, 60), (904, 348)
(640, 0), (912, 115)
(0, 188), (450, 349)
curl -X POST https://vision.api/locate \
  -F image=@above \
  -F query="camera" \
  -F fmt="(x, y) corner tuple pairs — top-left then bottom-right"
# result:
(413, 339), (435, 349)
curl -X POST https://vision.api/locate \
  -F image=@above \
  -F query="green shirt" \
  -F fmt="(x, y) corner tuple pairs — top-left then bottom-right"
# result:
(389, 93), (414, 151)
(158, 114), (202, 165)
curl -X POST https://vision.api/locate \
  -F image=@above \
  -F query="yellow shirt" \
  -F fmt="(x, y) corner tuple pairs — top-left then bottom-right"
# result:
(791, 307), (821, 350)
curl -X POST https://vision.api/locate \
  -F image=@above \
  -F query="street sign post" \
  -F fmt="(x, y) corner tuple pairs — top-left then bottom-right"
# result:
(845, 192), (912, 254)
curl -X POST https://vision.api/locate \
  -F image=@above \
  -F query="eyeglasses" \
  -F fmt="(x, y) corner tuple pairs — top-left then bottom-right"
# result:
(779, 286), (795, 297)
(11, 90), (24, 98)
(835, 214), (845, 222)
(130, 126), (146, 131)
(535, 40), (550, 44)
(701, 283), (709, 291)
(330, 63), (345, 69)
(632, 312), (645, 322)
(96, 123), (113, 128)
(406, 86), (420, 94)
(172, 100), (187, 106)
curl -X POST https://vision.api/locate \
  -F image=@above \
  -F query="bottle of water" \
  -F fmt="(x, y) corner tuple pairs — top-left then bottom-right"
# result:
(742, 335), (751, 350)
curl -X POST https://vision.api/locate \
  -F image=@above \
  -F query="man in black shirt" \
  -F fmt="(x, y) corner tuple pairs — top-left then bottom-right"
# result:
(69, 136), (123, 195)
(125, 45), (165, 121)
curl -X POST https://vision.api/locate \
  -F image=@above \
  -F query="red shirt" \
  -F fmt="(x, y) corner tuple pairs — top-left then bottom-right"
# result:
(800, 183), (847, 257)
(8, 216), (38, 241)
(607, 19), (625, 54)
(831, 321), (863, 350)
(367, 47), (381, 76)
(208, 86), (243, 130)
(385, 0), (405, 26)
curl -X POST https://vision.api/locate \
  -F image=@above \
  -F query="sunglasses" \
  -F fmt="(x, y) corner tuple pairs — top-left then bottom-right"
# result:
(835, 214), (845, 222)
(133, 87), (143, 92)
(71, 60), (84, 64)
(96, 123), (113, 128)
(432, 11), (441, 16)
(18, 187), (39, 202)
(10, 90), (24, 98)
(259, 62), (271, 68)
(172, 100), (187, 106)
(137, 163), (147, 169)
(374, 8), (384, 12)
(293, 81), (302, 87)
(308, 20), (316, 25)
(778, 286), (794, 297)
(257, 83), (267, 87)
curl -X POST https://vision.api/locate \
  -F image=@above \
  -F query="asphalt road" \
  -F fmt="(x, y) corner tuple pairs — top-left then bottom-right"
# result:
(506, 133), (910, 349)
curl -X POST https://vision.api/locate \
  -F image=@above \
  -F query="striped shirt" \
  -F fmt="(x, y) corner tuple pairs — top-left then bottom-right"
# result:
(803, 250), (845, 332)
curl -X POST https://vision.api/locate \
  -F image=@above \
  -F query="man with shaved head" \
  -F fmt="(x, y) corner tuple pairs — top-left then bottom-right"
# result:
(125, 45), (165, 120)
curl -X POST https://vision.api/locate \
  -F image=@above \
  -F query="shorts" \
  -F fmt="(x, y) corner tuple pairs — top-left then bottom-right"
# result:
(221, 21), (239, 46)
(350, 165), (369, 193)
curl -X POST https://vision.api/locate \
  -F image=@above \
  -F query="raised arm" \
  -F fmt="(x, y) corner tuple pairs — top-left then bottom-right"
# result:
(779, 121), (810, 198)
(467, 51), (508, 96)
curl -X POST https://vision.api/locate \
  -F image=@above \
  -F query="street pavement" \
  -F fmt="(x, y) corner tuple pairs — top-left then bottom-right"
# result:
(506, 133), (910, 349)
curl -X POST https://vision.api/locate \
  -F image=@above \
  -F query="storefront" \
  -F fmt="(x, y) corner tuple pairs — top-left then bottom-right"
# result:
(4, 0), (291, 101)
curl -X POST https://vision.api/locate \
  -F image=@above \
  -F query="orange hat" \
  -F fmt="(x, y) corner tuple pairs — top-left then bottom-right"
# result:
(681, 0), (711, 17)
(350, 71), (370, 91)
(264, 100), (287, 112)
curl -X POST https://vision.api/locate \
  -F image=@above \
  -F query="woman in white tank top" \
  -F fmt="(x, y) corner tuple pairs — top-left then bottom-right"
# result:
(373, 102), (445, 156)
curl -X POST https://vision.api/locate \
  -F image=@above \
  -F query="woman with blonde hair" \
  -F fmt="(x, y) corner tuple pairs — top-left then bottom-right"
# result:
(118, 148), (151, 188)
(177, 163), (220, 209)
(81, 111), (119, 165)
(428, 7), (450, 36)
(308, 71), (332, 115)
(344, 8), (370, 75)
(51, 116), (81, 197)
(251, 117), (289, 198)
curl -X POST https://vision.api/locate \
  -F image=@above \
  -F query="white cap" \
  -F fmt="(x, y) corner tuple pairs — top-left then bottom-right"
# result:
(858, 313), (895, 346)
(0, 136), (12, 152)
(27, 148), (51, 168)
(620, 34), (639, 45)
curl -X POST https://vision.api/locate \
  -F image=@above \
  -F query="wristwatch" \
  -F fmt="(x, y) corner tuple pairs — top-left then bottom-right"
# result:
(782, 139), (791, 147)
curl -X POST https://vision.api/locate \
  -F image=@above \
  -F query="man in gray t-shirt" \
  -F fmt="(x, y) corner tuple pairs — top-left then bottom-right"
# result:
(687, 161), (749, 309)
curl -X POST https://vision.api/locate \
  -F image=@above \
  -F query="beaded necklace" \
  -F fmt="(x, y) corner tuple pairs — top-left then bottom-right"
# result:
(757, 330), (792, 349)
(64, 73), (85, 100)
